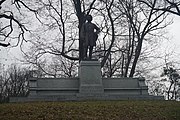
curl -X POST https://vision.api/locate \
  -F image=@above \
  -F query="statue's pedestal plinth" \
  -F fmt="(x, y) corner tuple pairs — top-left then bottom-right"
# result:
(79, 60), (104, 94)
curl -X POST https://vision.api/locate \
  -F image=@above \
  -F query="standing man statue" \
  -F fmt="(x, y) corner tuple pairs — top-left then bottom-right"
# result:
(80, 15), (100, 60)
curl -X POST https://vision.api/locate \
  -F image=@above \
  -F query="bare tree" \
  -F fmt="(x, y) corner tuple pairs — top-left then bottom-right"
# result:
(25, 55), (78, 78)
(161, 64), (180, 100)
(2, 0), (170, 78)
(138, 0), (180, 16)
(100, 0), (172, 77)
(114, 0), (171, 77)
(0, 64), (31, 102)
(21, 0), (103, 76)
(0, 42), (10, 47)
(0, 0), (39, 47)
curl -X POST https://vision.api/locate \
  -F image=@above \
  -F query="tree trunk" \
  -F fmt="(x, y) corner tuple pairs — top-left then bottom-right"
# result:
(129, 38), (142, 77)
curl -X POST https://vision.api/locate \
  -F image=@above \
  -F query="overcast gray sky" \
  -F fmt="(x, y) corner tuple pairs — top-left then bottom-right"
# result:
(169, 17), (180, 51)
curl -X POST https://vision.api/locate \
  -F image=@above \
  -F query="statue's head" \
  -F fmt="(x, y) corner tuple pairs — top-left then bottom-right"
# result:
(86, 15), (92, 22)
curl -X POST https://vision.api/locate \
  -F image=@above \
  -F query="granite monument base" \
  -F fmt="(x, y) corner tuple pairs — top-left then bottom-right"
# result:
(10, 60), (164, 102)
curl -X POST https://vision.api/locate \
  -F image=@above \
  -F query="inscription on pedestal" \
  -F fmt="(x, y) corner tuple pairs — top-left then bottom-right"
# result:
(79, 61), (104, 94)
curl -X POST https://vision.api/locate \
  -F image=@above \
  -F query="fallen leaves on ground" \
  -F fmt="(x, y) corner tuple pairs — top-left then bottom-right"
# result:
(0, 100), (179, 120)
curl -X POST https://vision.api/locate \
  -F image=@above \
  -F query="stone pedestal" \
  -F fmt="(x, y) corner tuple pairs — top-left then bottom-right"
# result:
(79, 60), (104, 94)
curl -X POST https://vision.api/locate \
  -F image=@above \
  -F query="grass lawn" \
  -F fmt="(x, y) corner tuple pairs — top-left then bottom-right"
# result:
(0, 100), (180, 120)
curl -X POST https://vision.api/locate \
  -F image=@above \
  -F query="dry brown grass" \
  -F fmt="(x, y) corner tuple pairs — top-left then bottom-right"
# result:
(0, 100), (180, 120)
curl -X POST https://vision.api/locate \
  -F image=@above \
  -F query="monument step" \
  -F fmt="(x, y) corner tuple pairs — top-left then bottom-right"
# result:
(10, 94), (164, 102)
(106, 94), (164, 100)
(104, 87), (148, 90)
(30, 87), (78, 90)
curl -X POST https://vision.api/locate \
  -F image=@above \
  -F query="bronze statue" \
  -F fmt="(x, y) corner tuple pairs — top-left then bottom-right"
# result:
(80, 15), (100, 60)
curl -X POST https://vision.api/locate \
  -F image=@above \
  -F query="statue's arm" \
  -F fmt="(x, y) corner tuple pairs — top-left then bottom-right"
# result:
(94, 24), (100, 34)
